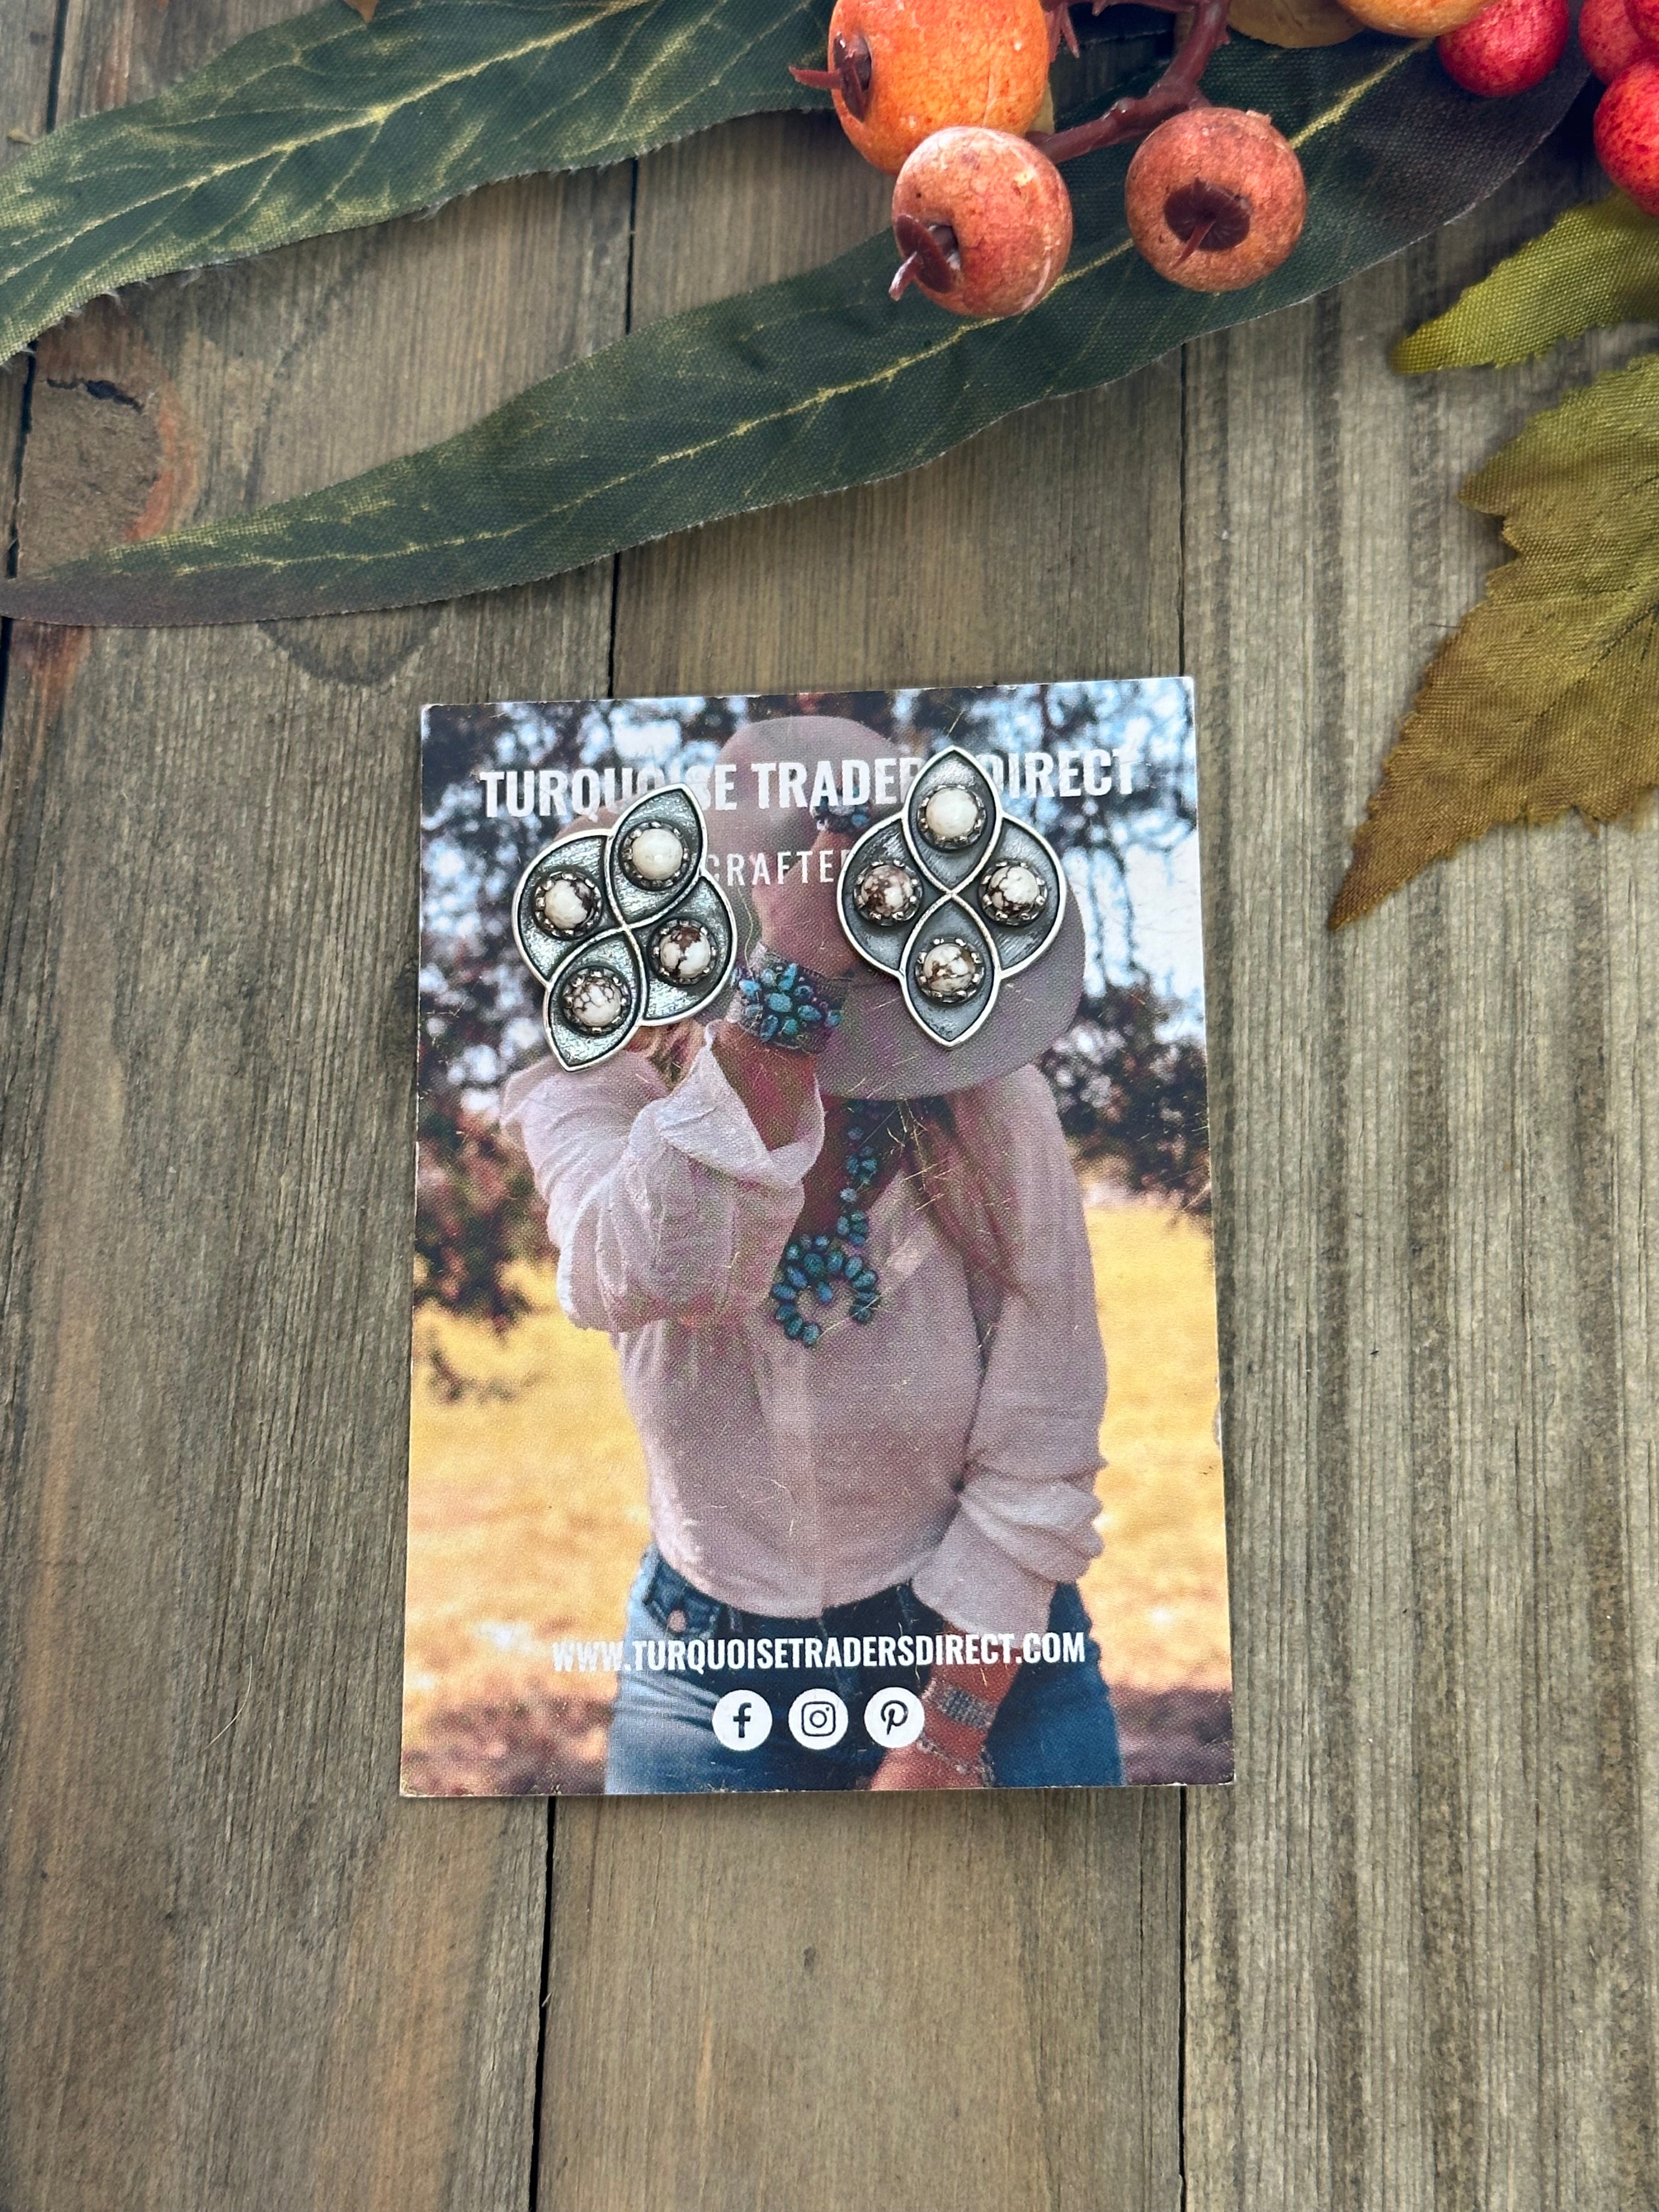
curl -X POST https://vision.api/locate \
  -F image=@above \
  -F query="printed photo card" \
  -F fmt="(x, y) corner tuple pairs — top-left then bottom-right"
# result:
(408, 681), (1232, 1795)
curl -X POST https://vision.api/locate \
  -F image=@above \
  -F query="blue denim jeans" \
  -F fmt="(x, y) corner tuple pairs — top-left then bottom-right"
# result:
(604, 1547), (1123, 1793)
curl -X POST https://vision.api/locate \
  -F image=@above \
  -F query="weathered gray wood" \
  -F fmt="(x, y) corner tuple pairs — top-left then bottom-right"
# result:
(538, 104), (1187, 2212)
(0, 0), (57, 548)
(0, 4), (630, 2205)
(3, 1), (1658, 2204)
(1183, 129), (1659, 2211)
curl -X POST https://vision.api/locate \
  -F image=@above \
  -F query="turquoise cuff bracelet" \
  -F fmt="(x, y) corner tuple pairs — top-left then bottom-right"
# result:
(731, 946), (847, 1053)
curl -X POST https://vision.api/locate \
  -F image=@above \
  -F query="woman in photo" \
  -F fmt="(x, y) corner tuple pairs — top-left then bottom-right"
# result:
(501, 719), (1121, 1791)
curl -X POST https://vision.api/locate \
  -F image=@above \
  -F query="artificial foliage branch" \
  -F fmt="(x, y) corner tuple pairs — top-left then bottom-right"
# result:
(0, 0), (1167, 377)
(1331, 351), (1659, 925)
(0, 32), (1583, 626)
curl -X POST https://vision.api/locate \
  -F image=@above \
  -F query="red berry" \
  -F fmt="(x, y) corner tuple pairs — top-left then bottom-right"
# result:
(1626, 0), (1659, 49)
(1124, 109), (1306, 294)
(1581, 0), (1653, 77)
(1438, 0), (1569, 92)
(1595, 56), (1659, 212)
(795, 0), (1051, 176)
(890, 127), (1073, 318)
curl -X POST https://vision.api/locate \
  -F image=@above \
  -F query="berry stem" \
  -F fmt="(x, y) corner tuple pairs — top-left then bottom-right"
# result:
(1030, 0), (1231, 163)
(1045, 0), (1083, 58)
(889, 249), (926, 298)
(890, 214), (961, 298)
(789, 30), (874, 119)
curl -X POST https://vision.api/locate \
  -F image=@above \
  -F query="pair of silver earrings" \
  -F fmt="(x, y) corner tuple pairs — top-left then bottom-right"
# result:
(510, 747), (1066, 1070)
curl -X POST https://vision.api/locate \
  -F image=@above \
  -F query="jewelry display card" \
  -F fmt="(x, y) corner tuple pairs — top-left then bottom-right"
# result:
(407, 681), (1233, 1795)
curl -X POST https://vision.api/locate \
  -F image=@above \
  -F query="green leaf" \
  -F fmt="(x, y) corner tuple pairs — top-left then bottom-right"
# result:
(0, 33), (1587, 627)
(0, 0), (828, 372)
(1393, 191), (1659, 373)
(1331, 352), (1659, 926)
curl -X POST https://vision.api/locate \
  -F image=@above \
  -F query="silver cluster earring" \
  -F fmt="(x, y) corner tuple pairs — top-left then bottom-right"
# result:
(837, 746), (1066, 1049)
(512, 785), (737, 1069)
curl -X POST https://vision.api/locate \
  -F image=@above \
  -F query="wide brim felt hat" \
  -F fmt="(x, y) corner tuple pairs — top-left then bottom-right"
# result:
(706, 717), (1084, 1101)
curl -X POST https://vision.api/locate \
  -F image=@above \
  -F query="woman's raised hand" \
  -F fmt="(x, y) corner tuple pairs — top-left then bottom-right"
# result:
(710, 826), (852, 1146)
(751, 828), (856, 977)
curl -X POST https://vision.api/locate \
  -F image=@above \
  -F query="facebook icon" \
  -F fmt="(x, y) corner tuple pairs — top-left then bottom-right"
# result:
(712, 1689), (773, 1752)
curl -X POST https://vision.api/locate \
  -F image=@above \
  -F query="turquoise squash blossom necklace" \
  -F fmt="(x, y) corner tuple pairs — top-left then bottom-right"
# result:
(768, 1103), (900, 1345)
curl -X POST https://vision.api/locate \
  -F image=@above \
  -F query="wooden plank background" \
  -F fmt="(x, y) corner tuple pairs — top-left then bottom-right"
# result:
(0, 1), (1653, 2204)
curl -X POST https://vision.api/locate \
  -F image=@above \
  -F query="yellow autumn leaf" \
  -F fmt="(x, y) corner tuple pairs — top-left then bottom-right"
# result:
(1331, 351), (1659, 926)
(1393, 192), (1659, 373)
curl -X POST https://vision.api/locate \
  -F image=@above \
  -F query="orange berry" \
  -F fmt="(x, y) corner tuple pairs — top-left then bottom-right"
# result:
(1124, 109), (1306, 294)
(890, 127), (1073, 317)
(804, 0), (1051, 174)
(1340, 0), (1488, 33)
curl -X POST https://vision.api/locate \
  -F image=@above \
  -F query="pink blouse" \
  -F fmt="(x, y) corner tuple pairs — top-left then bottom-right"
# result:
(500, 1043), (1105, 1638)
